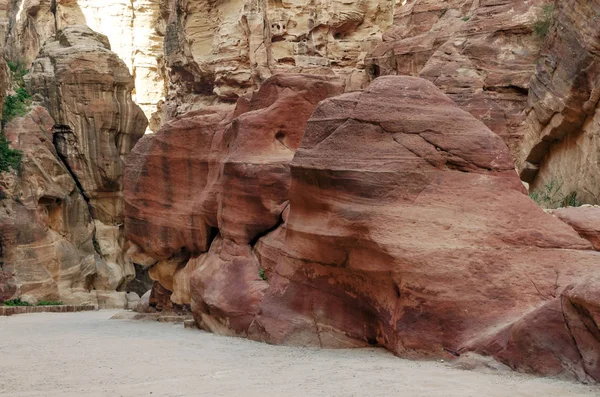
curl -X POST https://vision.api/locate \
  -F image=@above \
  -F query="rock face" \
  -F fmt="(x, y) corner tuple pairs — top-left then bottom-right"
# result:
(0, 25), (147, 306)
(0, 106), (98, 304)
(518, 0), (600, 204)
(125, 75), (600, 382)
(160, 0), (393, 118)
(125, 73), (344, 308)
(367, 0), (551, 158)
(5, 0), (165, 132)
(26, 25), (147, 298)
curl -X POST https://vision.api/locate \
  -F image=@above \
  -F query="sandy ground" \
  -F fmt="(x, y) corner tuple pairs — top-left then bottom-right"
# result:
(0, 311), (597, 397)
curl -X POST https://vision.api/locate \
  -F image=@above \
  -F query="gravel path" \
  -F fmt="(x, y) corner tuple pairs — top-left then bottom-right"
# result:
(0, 310), (597, 397)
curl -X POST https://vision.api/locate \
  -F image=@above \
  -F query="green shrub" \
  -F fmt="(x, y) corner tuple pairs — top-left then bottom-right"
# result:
(529, 179), (582, 208)
(2, 87), (31, 126)
(534, 4), (554, 38)
(461, 16), (471, 22)
(7, 61), (28, 87)
(0, 132), (22, 173)
(37, 300), (64, 306)
(2, 298), (31, 306)
(258, 267), (267, 281)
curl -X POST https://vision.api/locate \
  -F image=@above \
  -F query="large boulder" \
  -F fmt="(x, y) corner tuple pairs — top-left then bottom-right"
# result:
(124, 74), (344, 315)
(197, 76), (599, 381)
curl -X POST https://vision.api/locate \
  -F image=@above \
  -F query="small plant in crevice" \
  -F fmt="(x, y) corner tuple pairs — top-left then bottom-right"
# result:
(461, 16), (471, 22)
(533, 4), (554, 38)
(7, 61), (29, 87)
(92, 237), (102, 255)
(0, 132), (22, 173)
(529, 179), (582, 209)
(258, 267), (267, 281)
(37, 300), (64, 306)
(2, 298), (31, 306)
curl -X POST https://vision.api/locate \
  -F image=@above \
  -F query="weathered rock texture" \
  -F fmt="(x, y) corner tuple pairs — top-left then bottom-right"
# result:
(5, 0), (165, 132)
(0, 25), (147, 306)
(367, 0), (551, 159)
(364, 0), (600, 206)
(518, 0), (600, 205)
(125, 75), (600, 382)
(125, 73), (344, 310)
(160, 0), (393, 118)
(0, 106), (98, 304)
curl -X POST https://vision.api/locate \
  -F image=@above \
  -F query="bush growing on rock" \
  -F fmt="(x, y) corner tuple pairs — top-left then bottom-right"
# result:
(534, 4), (554, 37)
(0, 132), (22, 173)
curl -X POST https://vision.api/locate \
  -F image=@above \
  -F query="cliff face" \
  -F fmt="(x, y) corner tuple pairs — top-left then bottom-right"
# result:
(0, 24), (147, 307)
(1, 0), (600, 384)
(519, 0), (600, 204)
(160, 0), (393, 118)
(5, 0), (165, 132)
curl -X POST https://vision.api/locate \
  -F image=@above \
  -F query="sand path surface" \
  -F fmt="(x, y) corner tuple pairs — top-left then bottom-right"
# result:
(0, 310), (597, 397)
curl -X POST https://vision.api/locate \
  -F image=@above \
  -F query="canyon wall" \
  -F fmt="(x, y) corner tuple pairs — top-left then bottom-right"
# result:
(5, 0), (165, 132)
(125, 74), (600, 382)
(0, 0), (599, 383)
(0, 24), (147, 306)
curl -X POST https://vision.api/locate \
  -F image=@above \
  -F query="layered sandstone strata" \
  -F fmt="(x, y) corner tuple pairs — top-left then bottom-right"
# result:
(125, 74), (344, 311)
(3, 25), (148, 306)
(0, 106), (98, 304)
(160, 0), (393, 118)
(5, 0), (165, 132)
(518, 0), (600, 205)
(125, 75), (600, 382)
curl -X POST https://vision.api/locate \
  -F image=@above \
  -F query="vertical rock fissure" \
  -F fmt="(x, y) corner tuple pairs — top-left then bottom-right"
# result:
(50, 0), (57, 35)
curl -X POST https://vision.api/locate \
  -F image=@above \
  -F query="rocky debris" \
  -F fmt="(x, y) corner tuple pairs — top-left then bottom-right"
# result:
(136, 290), (153, 313)
(126, 291), (141, 310)
(25, 25), (147, 301)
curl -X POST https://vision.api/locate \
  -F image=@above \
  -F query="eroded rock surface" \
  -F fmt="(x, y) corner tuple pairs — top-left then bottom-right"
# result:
(125, 73), (344, 307)
(367, 0), (551, 158)
(518, 0), (600, 204)
(0, 106), (98, 304)
(160, 0), (392, 118)
(0, 25), (148, 306)
(127, 75), (600, 382)
(5, 0), (165, 131)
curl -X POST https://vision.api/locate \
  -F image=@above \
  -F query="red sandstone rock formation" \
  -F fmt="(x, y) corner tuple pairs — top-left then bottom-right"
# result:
(124, 74), (345, 307)
(551, 207), (600, 250)
(368, 0), (551, 158)
(125, 75), (600, 382)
